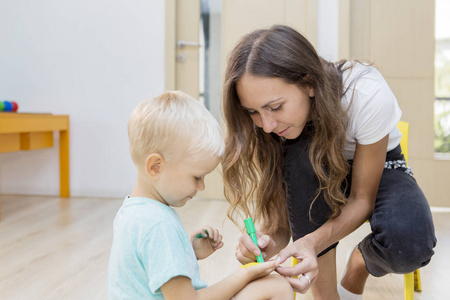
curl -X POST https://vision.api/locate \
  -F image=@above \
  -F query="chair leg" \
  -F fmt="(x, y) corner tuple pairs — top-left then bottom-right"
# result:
(404, 272), (414, 300)
(414, 269), (422, 292)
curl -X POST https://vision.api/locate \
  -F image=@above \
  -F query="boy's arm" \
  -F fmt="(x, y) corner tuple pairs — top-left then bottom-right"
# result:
(160, 260), (279, 300)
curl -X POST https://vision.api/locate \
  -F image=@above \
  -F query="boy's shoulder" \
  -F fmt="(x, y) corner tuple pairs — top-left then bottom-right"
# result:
(115, 196), (180, 230)
(122, 196), (171, 210)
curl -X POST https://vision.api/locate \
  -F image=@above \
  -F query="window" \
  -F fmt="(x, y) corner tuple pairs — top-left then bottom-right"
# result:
(199, 0), (222, 122)
(435, 0), (450, 155)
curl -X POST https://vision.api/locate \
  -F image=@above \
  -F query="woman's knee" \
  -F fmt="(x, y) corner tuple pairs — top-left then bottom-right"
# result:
(370, 222), (436, 273)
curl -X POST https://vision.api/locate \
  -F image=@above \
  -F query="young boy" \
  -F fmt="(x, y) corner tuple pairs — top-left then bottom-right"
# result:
(107, 91), (293, 300)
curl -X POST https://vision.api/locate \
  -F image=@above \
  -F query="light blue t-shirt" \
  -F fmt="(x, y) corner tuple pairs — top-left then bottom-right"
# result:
(107, 197), (207, 299)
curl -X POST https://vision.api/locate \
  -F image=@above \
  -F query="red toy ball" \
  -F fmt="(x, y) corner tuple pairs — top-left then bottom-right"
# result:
(11, 101), (19, 112)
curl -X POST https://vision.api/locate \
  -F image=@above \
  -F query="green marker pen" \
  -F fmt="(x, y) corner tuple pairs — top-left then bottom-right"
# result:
(194, 229), (209, 239)
(244, 217), (264, 263)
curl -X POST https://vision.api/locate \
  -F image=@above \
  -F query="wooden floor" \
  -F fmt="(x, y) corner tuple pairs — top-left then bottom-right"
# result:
(0, 195), (448, 299)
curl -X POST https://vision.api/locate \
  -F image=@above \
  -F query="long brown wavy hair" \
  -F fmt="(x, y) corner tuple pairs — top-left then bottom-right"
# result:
(222, 25), (351, 235)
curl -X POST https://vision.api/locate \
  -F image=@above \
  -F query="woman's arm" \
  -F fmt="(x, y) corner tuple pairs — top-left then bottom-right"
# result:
(311, 134), (389, 252)
(275, 135), (389, 290)
(160, 260), (279, 300)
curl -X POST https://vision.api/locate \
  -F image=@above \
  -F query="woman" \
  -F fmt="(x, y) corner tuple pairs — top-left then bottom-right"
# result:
(222, 25), (436, 299)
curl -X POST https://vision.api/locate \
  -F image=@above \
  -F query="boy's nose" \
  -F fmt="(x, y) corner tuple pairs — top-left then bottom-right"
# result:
(197, 180), (205, 191)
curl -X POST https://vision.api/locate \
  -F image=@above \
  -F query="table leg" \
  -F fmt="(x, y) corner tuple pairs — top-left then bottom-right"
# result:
(0, 162), (2, 222)
(59, 129), (70, 198)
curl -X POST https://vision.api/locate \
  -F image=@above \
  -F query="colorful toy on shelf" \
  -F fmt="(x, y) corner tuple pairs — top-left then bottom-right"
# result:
(0, 100), (19, 112)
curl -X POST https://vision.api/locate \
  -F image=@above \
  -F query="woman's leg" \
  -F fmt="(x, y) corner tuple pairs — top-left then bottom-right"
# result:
(359, 168), (436, 277)
(340, 246), (368, 295)
(341, 145), (436, 294)
(341, 166), (437, 295)
(310, 248), (339, 300)
(283, 126), (340, 298)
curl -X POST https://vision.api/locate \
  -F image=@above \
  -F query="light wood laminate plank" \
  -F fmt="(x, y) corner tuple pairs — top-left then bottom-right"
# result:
(0, 195), (447, 299)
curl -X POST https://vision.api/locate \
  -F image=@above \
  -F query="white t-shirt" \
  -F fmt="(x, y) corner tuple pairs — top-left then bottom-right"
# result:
(340, 62), (402, 160)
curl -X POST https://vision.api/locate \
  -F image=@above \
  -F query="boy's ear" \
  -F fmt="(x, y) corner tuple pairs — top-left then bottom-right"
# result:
(145, 153), (164, 178)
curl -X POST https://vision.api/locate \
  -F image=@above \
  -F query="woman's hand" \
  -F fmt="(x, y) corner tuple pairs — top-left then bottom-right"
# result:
(235, 229), (289, 264)
(274, 238), (319, 294)
(191, 226), (223, 260)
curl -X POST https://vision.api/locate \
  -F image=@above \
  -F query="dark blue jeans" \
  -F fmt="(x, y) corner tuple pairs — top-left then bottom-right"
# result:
(357, 145), (436, 276)
(283, 131), (436, 277)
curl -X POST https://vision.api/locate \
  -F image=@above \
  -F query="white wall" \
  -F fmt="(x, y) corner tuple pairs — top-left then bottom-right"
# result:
(0, 0), (165, 198)
(317, 0), (339, 61)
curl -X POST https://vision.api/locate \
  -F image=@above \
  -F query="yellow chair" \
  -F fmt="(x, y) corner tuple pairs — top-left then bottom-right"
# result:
(398, 121), (422, 299)
(397, 121), (409, 162)
(291, 121), (421, 300)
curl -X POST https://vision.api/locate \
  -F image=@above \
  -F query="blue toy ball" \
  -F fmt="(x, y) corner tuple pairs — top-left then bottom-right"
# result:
(3, 101), (13, 112)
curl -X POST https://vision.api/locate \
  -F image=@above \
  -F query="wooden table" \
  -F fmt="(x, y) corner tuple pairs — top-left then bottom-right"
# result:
(0, 112), (70, 221)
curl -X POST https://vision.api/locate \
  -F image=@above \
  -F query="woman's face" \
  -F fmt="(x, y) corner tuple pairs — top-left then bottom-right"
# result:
(236, 74), (313, 139)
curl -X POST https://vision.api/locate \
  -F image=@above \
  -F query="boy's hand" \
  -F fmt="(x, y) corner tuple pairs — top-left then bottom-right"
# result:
(190, 226), (223, 260)
(238, 260), (280, 282)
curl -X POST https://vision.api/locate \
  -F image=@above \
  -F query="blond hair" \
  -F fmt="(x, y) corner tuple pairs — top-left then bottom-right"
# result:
(128, 91), (224, 168)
